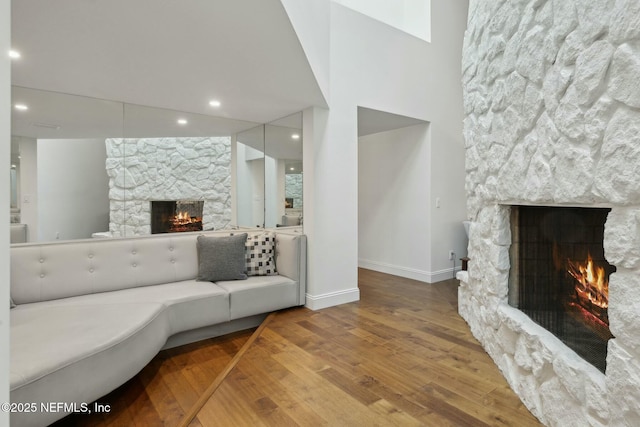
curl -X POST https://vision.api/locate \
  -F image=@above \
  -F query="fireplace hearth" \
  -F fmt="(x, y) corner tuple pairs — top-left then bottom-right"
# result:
(509, 206), (615, 373)
(151, 200), (204, 234)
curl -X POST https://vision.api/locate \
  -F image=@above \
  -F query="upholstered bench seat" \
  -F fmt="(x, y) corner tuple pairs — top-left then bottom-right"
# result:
(10, 230), (307, 427)
(10, 302), (168, 420)
(217, 275), (298, 320)
(23, 281), (232, 335)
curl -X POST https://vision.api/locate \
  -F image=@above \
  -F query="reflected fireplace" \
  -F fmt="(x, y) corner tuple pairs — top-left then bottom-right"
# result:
(151, 200), (204, 234)
(509, 206), (615, 373)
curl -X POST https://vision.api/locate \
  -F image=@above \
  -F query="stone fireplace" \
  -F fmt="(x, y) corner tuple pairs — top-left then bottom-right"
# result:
(105, 137), (232, 236)
(509, 205), (614, 373)
(460, 1), (640, 425)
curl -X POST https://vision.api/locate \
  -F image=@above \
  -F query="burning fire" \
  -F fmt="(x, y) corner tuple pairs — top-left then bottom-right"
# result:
(172, 211), (199, 226)
(567, 253), (609, 309)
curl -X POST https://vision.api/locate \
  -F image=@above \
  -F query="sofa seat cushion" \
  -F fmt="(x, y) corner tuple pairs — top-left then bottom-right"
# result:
(136, 280), (230, 334)
(108, 281), (230, 334)
(10, 302), (166, 391)
(15, 281), (230, 336)
(216, 275), (298, 320)
(10, 303), (169, 427)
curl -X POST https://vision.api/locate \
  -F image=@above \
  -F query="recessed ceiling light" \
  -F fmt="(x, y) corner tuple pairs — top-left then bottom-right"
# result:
(290, 167), (295, 171)
(32, 122), (61, 130)
(14, 104), (28, 111)
(209, 100), (221, 107)
(11, 164), (16, 168)
(9, 50), (21, 59)
(177, 118), (188, 125)
(291, 134), (300, 140)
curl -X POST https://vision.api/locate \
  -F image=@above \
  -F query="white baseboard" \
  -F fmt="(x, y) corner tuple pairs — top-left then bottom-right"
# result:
(305, 288), (360, 311)
(358, 258), (460, 283)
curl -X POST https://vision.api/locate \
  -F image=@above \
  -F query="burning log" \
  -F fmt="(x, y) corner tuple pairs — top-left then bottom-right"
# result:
(169, 211), (203, 232)
(567, 252), (609, 326)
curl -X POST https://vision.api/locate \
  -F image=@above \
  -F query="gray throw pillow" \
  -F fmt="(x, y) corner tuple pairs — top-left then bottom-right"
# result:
(196, 233), (248, 282)
(10, 297), (16, 309)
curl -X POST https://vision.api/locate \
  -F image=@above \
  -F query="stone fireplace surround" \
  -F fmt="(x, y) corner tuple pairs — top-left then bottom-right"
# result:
(460, 1), (640, 425)
(105, 137), (232, 236)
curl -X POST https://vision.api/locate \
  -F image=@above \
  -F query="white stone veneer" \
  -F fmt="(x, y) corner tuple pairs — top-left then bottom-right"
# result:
(461, 1), (640, 425)
(106, 137), (232, 236)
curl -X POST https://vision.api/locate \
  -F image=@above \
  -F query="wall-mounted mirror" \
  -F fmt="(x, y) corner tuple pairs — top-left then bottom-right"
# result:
(265, 113), (303, 228)
(11, 86), (302, 241)
(235, 124), (266, 228)
(10, 0), (310, 242)
(116, 103), (255, 237)
(11, 86), (124, 242)
(10, 86), (262, 242)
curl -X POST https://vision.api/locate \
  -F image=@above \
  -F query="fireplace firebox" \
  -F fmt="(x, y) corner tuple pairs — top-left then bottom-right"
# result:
(509, 206), (615, 373)
(151, 200), (204, 234)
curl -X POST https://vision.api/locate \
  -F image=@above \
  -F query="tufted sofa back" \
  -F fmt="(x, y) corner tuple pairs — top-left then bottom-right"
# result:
(11, 230), (306, 305)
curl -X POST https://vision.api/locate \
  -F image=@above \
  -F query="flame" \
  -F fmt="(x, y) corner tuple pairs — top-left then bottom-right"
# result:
(567, 253), (608, 309)
(173, 211), (198, 225)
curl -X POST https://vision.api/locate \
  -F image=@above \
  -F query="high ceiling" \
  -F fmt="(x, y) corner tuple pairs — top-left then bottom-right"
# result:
(357, 107), (427, 137)
(10, 1), (428, 147)
(11, 0), (327, 127)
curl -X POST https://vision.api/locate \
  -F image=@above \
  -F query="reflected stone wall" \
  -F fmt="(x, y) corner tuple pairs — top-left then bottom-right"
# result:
(106, 137), (232, 236)
(285, 174), (303, 209)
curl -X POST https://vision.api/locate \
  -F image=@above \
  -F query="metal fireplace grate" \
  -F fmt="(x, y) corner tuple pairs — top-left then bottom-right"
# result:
(509, 206), (615, 373)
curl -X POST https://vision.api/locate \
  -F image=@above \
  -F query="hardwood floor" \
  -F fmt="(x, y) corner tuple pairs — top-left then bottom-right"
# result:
(52, 330), (254, 427)
(55, 269), (542, 426)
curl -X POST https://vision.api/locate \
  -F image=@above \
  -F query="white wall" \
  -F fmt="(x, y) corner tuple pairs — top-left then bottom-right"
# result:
(236, 143), (250, 226)
(279, 0), (330, 103)
(426, 1), (468, 275)
(299, 1), (468, 309)
(18, 137), (37, 241)
(277, 160), (286, 218)
(359, 124), (443, 281)
(264, 155), (284, 228)
(37, 139), (109, 241)
(235, 142), (265, 228)
(332, 0), (431, 42)
(1, 0), (11, 420)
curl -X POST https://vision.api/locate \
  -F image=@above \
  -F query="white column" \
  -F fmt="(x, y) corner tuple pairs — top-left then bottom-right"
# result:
(303, 106), (360, 309)
(1, 0), (12, 421)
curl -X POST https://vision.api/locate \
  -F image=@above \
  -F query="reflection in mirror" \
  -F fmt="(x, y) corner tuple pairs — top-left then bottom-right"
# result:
(10, 86), (123, 242)
(10, 140), (19, 209)
(115, 103), (255, 237)
(264, 113), (303, 229)
(10, 86), (261, 242)
(235, 124), (265, 228)
(10, 86), (303, 241)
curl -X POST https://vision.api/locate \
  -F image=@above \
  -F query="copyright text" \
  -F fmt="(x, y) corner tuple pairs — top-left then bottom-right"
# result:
(1, 402), (111, 414)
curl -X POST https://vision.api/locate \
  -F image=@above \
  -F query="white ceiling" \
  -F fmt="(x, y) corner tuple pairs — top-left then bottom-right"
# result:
(236, 112), (303, 161)
(10, 1), (425, 155)
(11, 86), (261, 139)
(11, 0), (327, 126)
(357, 107), (428, 137)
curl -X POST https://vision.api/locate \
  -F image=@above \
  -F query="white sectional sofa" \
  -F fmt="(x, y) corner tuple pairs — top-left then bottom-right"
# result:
(9, 229), (306, 427)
